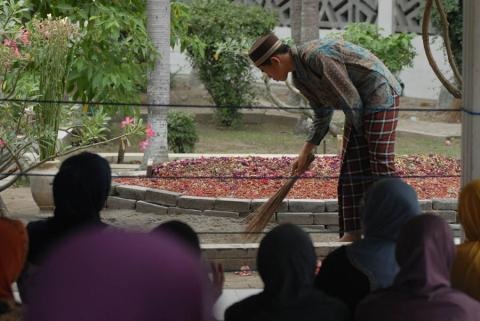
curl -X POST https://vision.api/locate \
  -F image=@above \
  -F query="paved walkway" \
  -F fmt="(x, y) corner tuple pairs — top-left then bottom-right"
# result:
(397, 118), (461, 138)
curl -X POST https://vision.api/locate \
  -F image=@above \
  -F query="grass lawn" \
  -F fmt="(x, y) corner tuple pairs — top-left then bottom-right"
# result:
(195, 120), (460, 158)
(91, 114), (460, 159)
(195, 120), (340, 154)
(395, 132), (460, 158)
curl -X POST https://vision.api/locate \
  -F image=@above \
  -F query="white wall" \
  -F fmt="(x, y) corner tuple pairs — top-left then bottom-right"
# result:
(170, 26), (451, 100)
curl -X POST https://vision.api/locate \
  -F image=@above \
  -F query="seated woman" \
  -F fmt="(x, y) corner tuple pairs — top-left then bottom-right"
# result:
(0, 217), (28, 321)
(152, 220), (202, 255)
(18, 152), (112, 302)
(314, 178), (420, 312)
(355, 214), (480, 321)
(225, 223), (349, 321)
(451, 179), (480, 300)
(25, 229), (213, 321)
(152, 220), (224, 302)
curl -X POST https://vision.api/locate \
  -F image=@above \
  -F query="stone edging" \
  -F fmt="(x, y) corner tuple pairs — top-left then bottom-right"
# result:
(107, 184), (459, 226)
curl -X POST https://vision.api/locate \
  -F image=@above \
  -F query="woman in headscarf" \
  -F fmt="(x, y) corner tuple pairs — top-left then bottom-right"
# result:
(355, 214), (480, 321)
(26, 228), (213, 321)
(0, 217), (28, 321)
(225, 223), (349, 321)
(152, 220), (202, 256)
(451, 179), (480, 300)
(151, 220), (225, 302)
(314, 178), (420, 312)
(18, 152), (112, 302)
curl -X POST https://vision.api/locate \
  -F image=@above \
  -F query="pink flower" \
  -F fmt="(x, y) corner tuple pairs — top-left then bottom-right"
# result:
(120, 116), (134, 128)
(0, 139), (5, 148)
(146, 123), (155, 138)
(139, 139), (149, 151)
(20, 29), (30, 45)
(3, 39), (20, 57)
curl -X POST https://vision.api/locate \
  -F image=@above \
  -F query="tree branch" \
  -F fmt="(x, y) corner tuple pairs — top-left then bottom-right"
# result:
(422, 0), (462, 98)
(21, 133), (132, 175)
(262, 76), (311, 117)
(0, 195), (9, 217)
(434, 0), (463, 86)
(262, 76), (340, 137)
(0, 133), (132, 193)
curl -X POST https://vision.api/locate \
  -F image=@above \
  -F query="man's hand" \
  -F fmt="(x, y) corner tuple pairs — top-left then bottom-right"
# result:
(291, 142), (316, 176)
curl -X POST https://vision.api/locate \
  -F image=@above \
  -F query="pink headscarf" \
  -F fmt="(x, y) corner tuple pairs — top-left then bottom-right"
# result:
(26, 229), (213, 321)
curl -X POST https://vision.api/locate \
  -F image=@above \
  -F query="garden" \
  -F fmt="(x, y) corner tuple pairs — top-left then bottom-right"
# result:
(0, 0), (464, 214)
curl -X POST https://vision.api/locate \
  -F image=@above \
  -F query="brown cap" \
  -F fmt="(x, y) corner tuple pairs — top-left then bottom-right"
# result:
(248, 33), (282, 67)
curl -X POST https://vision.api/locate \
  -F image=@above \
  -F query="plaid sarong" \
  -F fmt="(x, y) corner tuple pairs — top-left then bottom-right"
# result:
(338, 94), (400, 235)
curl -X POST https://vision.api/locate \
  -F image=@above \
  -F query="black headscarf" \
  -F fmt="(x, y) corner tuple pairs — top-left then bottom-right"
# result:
(53, 151), (111, 225)
(225, 224), (349, 321)
(152, 220), (201, 256)
(257, 223), (317, 303)
(26, 152), (111, 264)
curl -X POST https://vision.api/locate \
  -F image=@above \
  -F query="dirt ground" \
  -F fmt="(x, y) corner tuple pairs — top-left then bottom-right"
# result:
(0, 187), (339, 245)
(1, 187), (337, 288)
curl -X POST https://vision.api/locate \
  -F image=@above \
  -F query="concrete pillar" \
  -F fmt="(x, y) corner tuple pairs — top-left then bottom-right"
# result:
(461, 0), (480, 184)
(377, 0), (395, 35)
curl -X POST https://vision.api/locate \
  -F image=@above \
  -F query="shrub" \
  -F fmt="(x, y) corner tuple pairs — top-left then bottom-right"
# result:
(28, 0), (157, 104)
(334, 23), (416, 75)
(167, 111), (198, 153)
(185, 0), (276, 127)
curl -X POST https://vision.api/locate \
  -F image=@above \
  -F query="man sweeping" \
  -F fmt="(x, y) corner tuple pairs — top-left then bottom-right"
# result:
(249, 33), (401, 242)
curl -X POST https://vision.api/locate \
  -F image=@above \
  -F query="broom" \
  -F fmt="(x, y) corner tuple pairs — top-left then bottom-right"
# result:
(244, 153), (315, 236)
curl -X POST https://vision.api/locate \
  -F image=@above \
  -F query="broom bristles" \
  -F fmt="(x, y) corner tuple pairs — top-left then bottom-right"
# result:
(244, 154), (315, 237)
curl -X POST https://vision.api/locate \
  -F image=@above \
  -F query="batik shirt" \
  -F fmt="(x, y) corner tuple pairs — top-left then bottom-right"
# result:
(291, 39), (402, 145)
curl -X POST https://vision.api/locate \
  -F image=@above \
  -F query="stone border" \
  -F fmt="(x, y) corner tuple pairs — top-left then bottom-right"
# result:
(108, 184), (459, 226)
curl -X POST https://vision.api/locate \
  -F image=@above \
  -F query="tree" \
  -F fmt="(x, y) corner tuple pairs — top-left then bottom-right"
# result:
(184, 0), (276, 127)
(143, 0), (171, 166)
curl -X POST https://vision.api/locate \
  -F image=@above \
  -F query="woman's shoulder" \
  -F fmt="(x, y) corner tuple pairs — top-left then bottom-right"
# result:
(323, 245), (349, 264)
(224, 293), (264, 321)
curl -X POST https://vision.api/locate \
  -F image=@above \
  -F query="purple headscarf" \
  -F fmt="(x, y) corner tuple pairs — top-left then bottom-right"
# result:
(355, 215), (480, 321)
(26, 229), (213, 321)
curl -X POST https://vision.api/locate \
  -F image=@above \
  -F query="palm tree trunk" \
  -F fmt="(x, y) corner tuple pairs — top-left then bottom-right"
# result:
(291, 0), (319, 44)
(290, 0), (319, 128)
(143, 0), (170, 166)
(291, 1), (302, 44)
(301, 0), (319, 42)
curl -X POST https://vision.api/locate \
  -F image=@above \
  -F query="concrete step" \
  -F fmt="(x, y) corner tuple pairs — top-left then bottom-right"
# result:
(201, 241), (344, 271)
